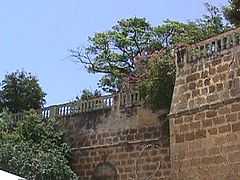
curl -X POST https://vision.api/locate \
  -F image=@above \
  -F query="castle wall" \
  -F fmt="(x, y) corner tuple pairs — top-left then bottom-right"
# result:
(170, 28), (240, 179)
(61, 98), (171, 180)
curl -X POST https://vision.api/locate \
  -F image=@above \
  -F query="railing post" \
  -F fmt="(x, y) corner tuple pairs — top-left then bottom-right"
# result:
(220, 38), (224, 51)
(233, 33), (237, 46)
(49, 106), (58, 119)
(226, 35), (231, 49)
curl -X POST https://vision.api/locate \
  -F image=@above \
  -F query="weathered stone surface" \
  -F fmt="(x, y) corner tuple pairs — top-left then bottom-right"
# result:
(170, 28), (240, 180)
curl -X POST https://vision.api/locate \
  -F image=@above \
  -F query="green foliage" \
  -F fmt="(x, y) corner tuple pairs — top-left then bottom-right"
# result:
(76, 88), (101, 101)
(197, 3), (226, 36)
(0, 110), (78, 180)
(0, 70), (46, 113)
(140, 54), (176, 111)
(71, 17), (156, 92)
(140, 3), (227, 110)
(224, 0), (240, 27)
(72, 3), (228, 110)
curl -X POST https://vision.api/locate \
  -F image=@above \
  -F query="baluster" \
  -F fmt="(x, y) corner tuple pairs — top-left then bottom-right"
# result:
(55, 106), (59, 117)
(236, 33), (240, 45)
(43, 110), (46, 119)
(136, 92), (140, 104)
(81, 102), (84, 112)
(45, 110), (48, 118)
(70, 103), (75, 115)
(46, 109), (49, 118)
(206, 44), (210, 56)
(78, 102), (81, 113)
(60, 107), (63, 116)
(85, 102), (88, 112)
(92, 100), (94, 110)
(226, 35), (231, 49)
(42, 110), (45, 119)
(129, 93), (132, 105)
(131, 93), (134, 105)
(62, 106), (65, 116)
(88, 101), (91, 111)
(221, 38), (225, 50)
(101, 98), (104, 108)
(82, 102), (85, 112)
(120, 93), (123, 106)
(49, 106), (56, 118)
(197, 46), (201, 59)
(190, 48), (194, 62)
(99, 98), (103, 108)
(66, 106), (69, 116)
(95, 99), (98, 109)
(203, 44), (208, 57)
(214, 40), (218, 53)
(109, 97), (112, 107)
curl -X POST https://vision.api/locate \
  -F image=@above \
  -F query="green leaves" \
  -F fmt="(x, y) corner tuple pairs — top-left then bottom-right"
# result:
(72, 6), (227, 94)
(139, 54), (176, 111)
(0, 111), (78, 180)
(0, 70), (46, 113)
(224, 0), (240, 27)
(71, 17), (154, 92)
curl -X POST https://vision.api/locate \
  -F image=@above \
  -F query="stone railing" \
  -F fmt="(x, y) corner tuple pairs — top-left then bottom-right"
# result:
(176, 27), (240, 65)
(119, 91), (141, 107)
(12, 91), (142, 120)
(42, 94), (113, 119)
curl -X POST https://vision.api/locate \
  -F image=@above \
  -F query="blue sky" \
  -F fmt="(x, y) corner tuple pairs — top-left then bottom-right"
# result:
(0, 0), (228, 105)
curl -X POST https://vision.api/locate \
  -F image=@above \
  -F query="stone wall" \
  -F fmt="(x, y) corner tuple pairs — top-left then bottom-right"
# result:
(34, 27), (240, 180)
(60, 94), (171, 180)
(170, 28), (240, 179)
(70, 125), (170, 180)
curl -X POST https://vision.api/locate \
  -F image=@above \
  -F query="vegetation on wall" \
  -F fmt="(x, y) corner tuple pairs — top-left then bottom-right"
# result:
(76, 88), (102, 101)
(0, 110), (78, 180)
(72, 3), (229, 111)
(140, 3), (228, 110)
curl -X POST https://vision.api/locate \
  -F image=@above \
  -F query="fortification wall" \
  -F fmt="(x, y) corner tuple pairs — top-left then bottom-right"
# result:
(170, 28), (240, 179)
(32, 27), (240, 180)
(58, 92), (171, 180)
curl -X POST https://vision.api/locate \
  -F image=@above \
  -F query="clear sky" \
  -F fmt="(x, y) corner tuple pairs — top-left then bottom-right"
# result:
(0, 0), (228, 106)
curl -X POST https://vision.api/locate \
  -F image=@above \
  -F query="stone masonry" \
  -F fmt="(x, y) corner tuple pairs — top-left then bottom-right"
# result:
(28, 27), (240, 180)
(169, 27), (240, 180)
(59, 92), (171, 180)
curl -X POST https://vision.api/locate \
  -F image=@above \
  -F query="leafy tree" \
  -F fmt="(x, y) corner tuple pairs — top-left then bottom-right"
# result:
(76, 88), (101, 101)
(224, 0), (240, 27)
(140, 53), (176, 110)
(0, 110), (78, 180)
(197, 3), (226, 36)
(71, 17), (157, 92)
(72, 3), (227, 110)
(0, 70), (46, 113)
(140, 3), (227, 110)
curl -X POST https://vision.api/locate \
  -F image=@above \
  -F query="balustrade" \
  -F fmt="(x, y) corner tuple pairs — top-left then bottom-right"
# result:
(189, 28), (240, 62)
(36, 91), (141, 119)
(176, 27), (240, 64)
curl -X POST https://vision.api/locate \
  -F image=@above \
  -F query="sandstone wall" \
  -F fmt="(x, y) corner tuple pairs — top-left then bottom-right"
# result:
(170, 28), (240, 180)
(61, 98), (171, 180)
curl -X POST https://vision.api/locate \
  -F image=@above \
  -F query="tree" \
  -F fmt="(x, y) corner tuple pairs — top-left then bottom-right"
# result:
(76, 88), (101, 101)
(71, 17), (157, 92)
(140, 3), (227, 110)
(0, 70), (46, 113)
(71, 3), (227, 110)
(0, 110), (78, 180)
(139, 53), (176, 111)
(224, 0), (240, 27)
